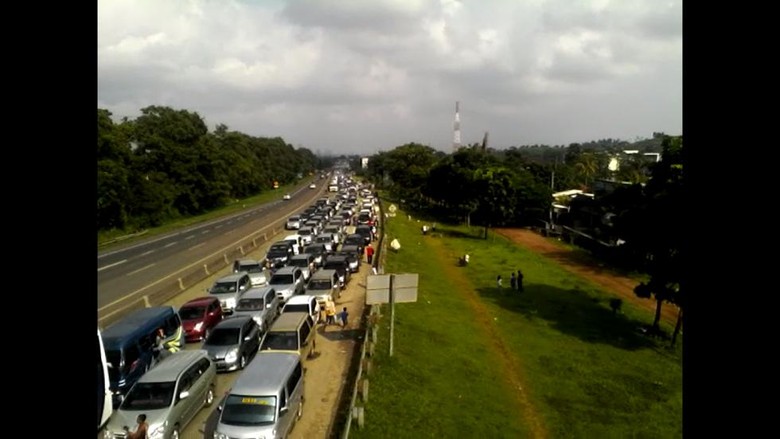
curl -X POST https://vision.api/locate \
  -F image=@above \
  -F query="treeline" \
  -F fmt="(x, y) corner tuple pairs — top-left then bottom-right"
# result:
(359, 135), (683, 343)
(98, 106), (327, 232)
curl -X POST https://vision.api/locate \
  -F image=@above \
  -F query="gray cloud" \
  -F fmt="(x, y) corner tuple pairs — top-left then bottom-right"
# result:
(98, 0), (681, 155)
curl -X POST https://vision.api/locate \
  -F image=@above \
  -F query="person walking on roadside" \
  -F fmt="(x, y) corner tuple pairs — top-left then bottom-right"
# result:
(340, 307), (349, 328)
(366, 244), (375, 264)
(325, 298), (337, 326)
(510, 272), (517, 290)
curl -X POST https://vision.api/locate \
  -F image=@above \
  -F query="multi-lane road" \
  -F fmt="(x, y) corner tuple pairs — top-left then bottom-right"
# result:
(97, 181), (326, 311)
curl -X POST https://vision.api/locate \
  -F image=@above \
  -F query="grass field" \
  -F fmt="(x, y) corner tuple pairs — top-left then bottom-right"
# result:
(350, 207), (682, 438)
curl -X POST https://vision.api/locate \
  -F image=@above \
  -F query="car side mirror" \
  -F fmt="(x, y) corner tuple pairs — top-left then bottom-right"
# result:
(179, 391), (190, 400)
(280, 406), (289, 414)
(266, 303), (272, 309)
(244, 335), (252, 341)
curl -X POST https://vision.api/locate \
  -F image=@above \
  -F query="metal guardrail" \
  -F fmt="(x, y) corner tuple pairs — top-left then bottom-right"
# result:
(339, 198), (385, 438)
(98, 219), (289, 328)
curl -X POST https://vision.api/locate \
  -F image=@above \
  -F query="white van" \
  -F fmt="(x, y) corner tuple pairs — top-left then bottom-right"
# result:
(214, 352), (304, 439)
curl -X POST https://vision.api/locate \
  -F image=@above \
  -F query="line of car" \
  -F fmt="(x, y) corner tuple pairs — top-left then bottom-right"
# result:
(100, 170), (378, 439)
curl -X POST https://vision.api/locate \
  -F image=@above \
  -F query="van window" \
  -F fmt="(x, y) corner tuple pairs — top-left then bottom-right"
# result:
(262, 332), (298, 350)
(221, 395), (277, 426)
(307, 279), (332, 290)
(279, 389), (287, 410)
(284, 304), (310, 314)
(265, 291), (275, 303)
(196, 358), (211, 376)
(287, 363), (302, 396)
(121, 382), (175, 410)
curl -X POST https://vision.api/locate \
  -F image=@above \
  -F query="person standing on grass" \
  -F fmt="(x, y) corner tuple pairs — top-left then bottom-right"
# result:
(517, 269), (524, 292)
(510, 272), (517, 290)
(496, 275), (502, 288)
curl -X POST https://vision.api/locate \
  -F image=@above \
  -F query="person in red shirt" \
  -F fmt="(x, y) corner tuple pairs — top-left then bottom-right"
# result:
(366, 244), (375, 264)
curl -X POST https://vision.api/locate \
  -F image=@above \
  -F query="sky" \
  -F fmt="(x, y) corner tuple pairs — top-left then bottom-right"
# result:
(98, 0), (682, 156)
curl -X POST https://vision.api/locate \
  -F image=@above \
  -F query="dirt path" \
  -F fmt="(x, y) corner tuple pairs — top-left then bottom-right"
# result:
(494, 228), (679, 326)
(427, 236), (548, 439)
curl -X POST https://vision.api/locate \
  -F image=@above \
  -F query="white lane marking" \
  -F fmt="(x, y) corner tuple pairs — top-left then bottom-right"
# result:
(189, 243), (205, 250)
(164, 242), (177, 248)
(185, 235), (195, 240)
(141, 250), (155, 256)
(97, 259), (127, 272)
(215, 225), (223, 229)
(201, 230), (209, 234)
(126, 263), (155, 276)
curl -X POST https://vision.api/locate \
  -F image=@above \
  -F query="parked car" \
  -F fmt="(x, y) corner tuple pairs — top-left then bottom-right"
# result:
(306, 269), (341, 301)
(265, 241), (295, 267)
(309, 183), (317, 189)
(354, 225), (374, 246)
(334, 245), (361, 273)
(342, 234), (365, 255)
(103, 350), (217, 439)
(302, 243), (327, 267)
(298, 226), (316, 246)
(283, 193), (291, 200)
(179, 296), (224, 343)
(202, 316), (261, 372)
(322, 255), (351, 288)
(207, 272), (252, 314)
(268, 266), (305, 303)
(232, 286), (281, 334)
(233, 259), (269, 287)
(313, 233), (336, 253)
(281, 295), (321, 324)
(288, 253), (316, 282)
(285, 215), (302, 230)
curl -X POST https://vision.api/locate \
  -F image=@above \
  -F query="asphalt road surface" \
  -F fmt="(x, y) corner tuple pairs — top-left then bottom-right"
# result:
(97, 182), (326, 311)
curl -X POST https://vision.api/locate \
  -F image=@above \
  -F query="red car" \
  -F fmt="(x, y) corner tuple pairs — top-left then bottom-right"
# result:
(179, 296), (224, 343)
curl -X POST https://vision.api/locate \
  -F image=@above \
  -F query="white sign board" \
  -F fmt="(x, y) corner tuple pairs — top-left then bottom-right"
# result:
(365, 273), (419, 305)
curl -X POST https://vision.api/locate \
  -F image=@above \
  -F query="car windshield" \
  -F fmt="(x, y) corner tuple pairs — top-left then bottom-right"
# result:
(235, 298), (264, 311)
(299, 229), (312, 236)
(211, 282), (237, 294)
(344, 237), (361, 245)
(284, 304), (309, 314)
(120, 382), (175, 410)
(270, 275), (294, 285)
(261, 332), (299, 351)
(220, 395), (276, 426)
(324, 262), (343, 270)
(179, 306), (206, 320)
(304, 246), (323, 255)
(206, 328), (240, 346)
(239, 264), (263, 273)
(288, 216), (300, 221)
(307, 279), (331, 290)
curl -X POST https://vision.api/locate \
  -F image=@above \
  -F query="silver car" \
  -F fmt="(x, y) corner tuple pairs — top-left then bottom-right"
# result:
(232, 286), (281, 334)
(233, 259), (268, 287)
(103, 350), (217, 439)
(268, 266), (305, 303)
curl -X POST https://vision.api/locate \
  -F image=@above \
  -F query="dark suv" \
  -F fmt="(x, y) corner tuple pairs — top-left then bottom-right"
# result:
(322, 255), (351, 288)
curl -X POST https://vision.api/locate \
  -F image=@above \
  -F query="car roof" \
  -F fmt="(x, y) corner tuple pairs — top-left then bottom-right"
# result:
(230, 352), (300, 395)
(273, 266), (299, 275)
(102, 306), (177, 348)
(284, 295), (316, 305)
(268, 312), (311, 332)
(310, 269), (338, 279)
(291, 253), (313, 260)
(214, 315), (253, 329)
(240, 286), (276, 299)
(137, 350), (210, 383)
(216, 273), (249, 282)
(181, 296), (218, 308)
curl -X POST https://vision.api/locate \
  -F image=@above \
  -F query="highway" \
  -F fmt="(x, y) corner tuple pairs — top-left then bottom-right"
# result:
(97, 181), (326, 311)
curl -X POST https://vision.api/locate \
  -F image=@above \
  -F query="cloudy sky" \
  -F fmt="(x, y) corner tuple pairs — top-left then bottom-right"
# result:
(98, 0), (682, 156)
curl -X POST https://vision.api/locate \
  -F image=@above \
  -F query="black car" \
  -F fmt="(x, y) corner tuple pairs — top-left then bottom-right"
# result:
(334, 246), (361, 273)
(303, 243), (328, 267)
(322, 255), (351, 288)
(354, 225), (374, 246)
(202, 315), (261, 372)
(343, 234), (365, 254)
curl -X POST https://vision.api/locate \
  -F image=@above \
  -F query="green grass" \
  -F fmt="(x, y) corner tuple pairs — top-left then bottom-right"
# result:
(350, 208), (682, 438)
(97, 179), (313, 249)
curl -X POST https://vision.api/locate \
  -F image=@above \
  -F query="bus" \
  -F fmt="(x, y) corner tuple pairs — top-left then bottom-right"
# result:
(97, 328), (112, 431)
